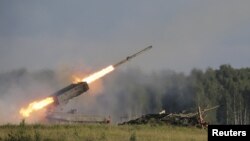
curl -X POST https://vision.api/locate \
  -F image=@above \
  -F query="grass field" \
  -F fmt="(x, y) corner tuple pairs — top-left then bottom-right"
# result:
(0, 123), (207, 141)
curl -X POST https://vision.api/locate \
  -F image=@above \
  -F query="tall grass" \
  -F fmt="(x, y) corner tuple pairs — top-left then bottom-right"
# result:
(0, 123), (206, 141)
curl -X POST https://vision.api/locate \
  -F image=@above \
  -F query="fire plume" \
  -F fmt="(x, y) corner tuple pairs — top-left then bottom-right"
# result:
(74, 65), (115, 84)
(19, 97), (54, 118)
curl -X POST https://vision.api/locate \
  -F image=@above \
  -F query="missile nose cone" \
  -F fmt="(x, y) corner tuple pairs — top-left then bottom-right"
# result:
(148, 45), (152, 49)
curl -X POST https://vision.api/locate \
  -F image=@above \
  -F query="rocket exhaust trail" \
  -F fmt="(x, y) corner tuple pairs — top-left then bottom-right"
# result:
(78, 45), (152, 84)
(113, 45), (152, 68)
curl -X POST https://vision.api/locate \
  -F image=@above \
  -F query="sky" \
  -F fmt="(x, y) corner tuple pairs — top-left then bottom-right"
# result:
(1, 0), (250, 73)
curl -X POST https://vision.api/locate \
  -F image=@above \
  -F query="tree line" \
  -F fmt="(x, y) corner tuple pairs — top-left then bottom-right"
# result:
(104, 64), (250, 124)
(190, 65), (250, 124)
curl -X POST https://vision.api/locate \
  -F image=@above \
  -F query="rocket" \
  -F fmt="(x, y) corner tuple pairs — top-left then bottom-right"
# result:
(51, 46), (152, 106)
(114, 45), (152, 67)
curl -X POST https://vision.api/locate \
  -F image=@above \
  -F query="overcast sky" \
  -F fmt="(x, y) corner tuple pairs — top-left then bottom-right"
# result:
(1, 0), (250, 73)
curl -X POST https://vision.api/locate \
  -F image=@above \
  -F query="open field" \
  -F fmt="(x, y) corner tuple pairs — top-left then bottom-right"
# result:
(0, 123), (206, 141)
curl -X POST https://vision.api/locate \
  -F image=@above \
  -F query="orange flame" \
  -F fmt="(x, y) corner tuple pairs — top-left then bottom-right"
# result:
(19, 97), (54, 118)
(75, 65), (115, 84)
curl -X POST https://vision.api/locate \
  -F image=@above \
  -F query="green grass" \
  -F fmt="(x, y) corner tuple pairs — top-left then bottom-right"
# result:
(0, 124), (207, 141)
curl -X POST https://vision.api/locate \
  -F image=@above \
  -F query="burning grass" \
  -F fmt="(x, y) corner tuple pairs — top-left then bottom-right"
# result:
(0, 123), (206, 141)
